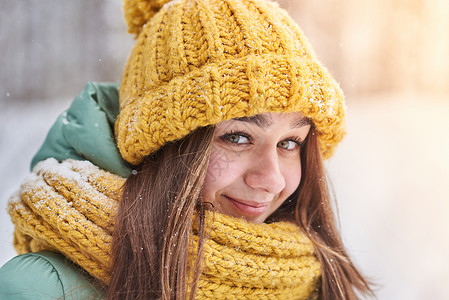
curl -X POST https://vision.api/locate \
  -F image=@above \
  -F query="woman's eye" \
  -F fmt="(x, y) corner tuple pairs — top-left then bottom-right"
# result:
(277, 140), (299, 150)
(224, 133), (250, 144)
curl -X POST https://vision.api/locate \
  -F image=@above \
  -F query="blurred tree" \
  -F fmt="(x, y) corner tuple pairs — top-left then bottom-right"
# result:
(0, 0), (132, 102)
(278, 0), (449, 96)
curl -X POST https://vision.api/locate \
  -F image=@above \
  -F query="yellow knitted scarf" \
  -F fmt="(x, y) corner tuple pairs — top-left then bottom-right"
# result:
(9, 158), (321, 299)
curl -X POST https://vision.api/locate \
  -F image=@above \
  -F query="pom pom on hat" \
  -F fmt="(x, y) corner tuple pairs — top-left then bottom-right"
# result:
(123, 0), (172, 36)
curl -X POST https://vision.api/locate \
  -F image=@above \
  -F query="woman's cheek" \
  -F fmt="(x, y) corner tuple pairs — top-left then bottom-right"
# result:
(283, 163), (302, 196)
(206, 147), (229, 184)
(206, 146), (242, 184)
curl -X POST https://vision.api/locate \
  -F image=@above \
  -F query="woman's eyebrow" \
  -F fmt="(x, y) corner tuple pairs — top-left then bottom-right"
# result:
(234, 115), (272, 128)
(291, 117), (312, 128)
(234, 115), (311, 128)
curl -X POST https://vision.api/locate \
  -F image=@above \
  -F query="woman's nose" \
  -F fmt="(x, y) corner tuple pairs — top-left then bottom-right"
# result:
(244, 148), (285, 194)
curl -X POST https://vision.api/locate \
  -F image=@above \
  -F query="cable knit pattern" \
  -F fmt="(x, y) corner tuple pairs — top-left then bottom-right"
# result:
(193, 212), (321, 299)
(9, 158), (321, 299)
(117, 0), (346, 165)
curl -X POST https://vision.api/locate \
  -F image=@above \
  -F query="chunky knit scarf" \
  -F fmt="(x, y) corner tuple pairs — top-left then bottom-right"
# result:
(9, 158), (321, 299)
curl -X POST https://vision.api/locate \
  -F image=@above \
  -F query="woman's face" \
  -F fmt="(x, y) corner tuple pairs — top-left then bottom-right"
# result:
(201, 112), (311, 224)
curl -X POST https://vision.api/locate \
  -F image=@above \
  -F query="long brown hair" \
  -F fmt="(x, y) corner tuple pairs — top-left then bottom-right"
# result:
(107, 124), (373, 299)
(107, 126), (215, 299)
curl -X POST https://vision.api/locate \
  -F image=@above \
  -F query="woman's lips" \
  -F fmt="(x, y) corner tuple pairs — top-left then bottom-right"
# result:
(224, 195), (269, 216)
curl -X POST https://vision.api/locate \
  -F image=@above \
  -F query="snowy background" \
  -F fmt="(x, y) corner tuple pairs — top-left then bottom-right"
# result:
(1, 1), (449, 299)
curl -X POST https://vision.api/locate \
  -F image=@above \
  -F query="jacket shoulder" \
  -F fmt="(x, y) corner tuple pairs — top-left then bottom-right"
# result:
(30, 81), (131, 178)
(0, 251), (105, 299)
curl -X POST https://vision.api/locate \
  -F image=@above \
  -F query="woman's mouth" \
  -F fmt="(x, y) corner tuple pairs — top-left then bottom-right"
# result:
(223, 195), (269, 216)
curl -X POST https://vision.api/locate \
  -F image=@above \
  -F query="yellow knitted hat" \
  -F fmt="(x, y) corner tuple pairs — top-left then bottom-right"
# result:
(117, 0), (346, 165)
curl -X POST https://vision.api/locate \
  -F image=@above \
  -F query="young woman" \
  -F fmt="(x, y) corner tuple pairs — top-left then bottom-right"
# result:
(0, 0), (373, 299)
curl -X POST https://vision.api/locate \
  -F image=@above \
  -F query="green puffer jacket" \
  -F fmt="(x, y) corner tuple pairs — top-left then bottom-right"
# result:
(0, 82), (129, 299)
(0, 252), (105, 299)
